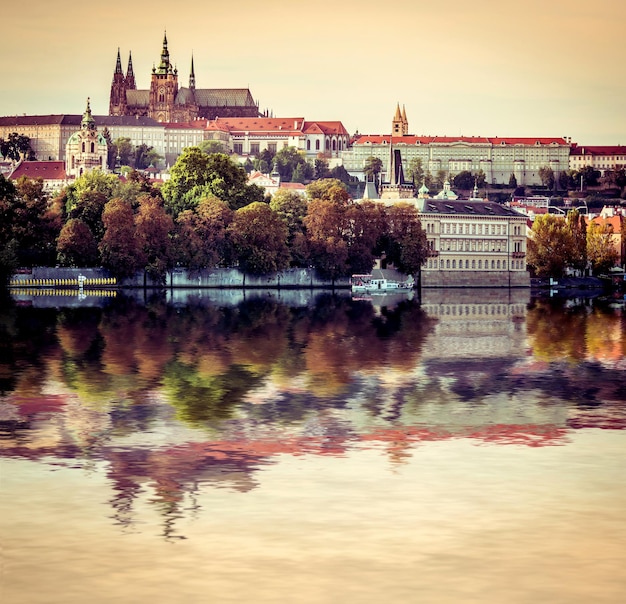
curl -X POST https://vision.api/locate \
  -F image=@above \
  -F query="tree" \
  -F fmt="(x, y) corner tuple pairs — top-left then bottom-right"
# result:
(508, 173), (517, 188)
(69, 189), (108, 242)
(345, 201), (386, 275)
(12, 177), (62, 266)
(539, 166), (555, 190)
(587, 222), (619, 275)
(101, 127), (116, 170)
(330, 164), (351, 185)
(162, 148), (264, 216)
(0, 175), (19, 281)
(0, 132), (34, 161)
(574, 165), (600, 189)
(452, 170), (474, 190)
(407, 158), (424, 186)
(198, 140), (227, 155)
(306, 178), (349, 202)
(57, 218), (100, 267)
(253, 149), (275, 174)
(134, 195), (175, 282)
(273, 147), (312, 182)
(99, 198), (143, 278)
(112, 137), (134, 167)
(384, 203), (428, 277)
(434, 170), (447, 189)
(527, 214), (572, 277)
(566, 208), (587, 275)
(363, 156), (383, 183)
(314, 158), (330, 180)
(134, 144), (162, 170)
(174, 195), (234, 270)
(64, 170), (120, 216)
(227, 202), (290, 274)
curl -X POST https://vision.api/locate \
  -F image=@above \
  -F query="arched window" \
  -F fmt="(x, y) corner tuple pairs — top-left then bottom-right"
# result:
(446, 259), (450, 268)
(491, 260), (495, 269)
(81, 142), (85, 153)
(472, 259), (475, 268)
(440, 259), (444, 268)
(307, 140), (311, 151)
(332, 139), (337, 151)
(465, 260), (469, 269)
(497, 260), (501, 269)
(90, 142), (95, 153)
(478, 260), (482, 269)
(315, 140), (320, 151)
(452, 259), (456, 268)
(325, 138), (330, 151)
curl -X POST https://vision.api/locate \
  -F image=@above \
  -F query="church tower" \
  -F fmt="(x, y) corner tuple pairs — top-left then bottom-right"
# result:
(66, 98), (108, 178)
(149, 32), (179, 122)
(109, 48), (127, 116)
(391, 103), (409, 136)
(125, 51), (136, 90)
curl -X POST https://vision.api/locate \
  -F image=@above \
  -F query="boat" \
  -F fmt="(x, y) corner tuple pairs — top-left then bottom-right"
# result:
(351, 268), (414, 293)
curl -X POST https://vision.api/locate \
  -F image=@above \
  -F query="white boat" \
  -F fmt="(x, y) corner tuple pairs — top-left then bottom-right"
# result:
(351, 269), (414, 293)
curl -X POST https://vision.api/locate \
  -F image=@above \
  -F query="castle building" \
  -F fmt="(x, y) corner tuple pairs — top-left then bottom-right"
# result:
(65, 99), (107, 177)
(342, 106), (571, 187)
(109, 33), (260, 123)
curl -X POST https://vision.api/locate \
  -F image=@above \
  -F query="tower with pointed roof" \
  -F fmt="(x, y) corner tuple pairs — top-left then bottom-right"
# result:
(392, 103), (408, 136)
(66, 99), (108, 178)
(109, 49), (127, 115)
(149, 32), (180, 122)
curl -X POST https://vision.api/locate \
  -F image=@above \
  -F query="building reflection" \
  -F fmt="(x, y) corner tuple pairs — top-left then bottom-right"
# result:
(1, 290), (624, 538)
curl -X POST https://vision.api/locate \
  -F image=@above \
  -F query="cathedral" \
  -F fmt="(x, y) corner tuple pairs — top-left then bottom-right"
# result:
(109, 33), (260, 123)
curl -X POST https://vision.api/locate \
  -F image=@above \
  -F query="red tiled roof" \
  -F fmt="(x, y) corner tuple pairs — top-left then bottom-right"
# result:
(570, 145), (626, 156)
(280, 183), (306, 190)
(209, 117), (305, 135)
(9, 161), (67, 180)
(302, 121), (349, 136)
(353, 135), (568, 146)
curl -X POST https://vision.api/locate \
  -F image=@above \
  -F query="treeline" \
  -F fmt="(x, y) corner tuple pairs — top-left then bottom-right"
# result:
(0, 148), (428, 284)
(527, 209), (623, 277)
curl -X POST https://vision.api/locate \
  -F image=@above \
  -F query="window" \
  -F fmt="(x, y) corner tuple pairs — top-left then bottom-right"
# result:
(268, 143), (277, 154)
(307, 140), (311, 151)
(250, 143), (260, 155)
(315, 140), (320, 151)
(234, 143), (243, 155)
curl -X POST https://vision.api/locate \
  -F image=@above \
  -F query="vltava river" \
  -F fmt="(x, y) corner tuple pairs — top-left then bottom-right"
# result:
(1, 288), (625, 604)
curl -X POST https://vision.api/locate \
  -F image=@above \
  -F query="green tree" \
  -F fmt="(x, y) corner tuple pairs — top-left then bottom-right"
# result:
(112, 137), (134, 167)
(407, 158), (424, 185)
(12, 177), (62, 266)
(274, 147), (313, 182)
(0, 175), (19, 281)
(227, 202), (290, 274)
(198, 140), (227, 155)
(384, 203), (428, 277)
(306, 178), (349, 202)
(577, 166), (600, 188)
(566, 208), (587, 275)
(253, 149), (275, 174)
(508, 173), (517, 188)
(330, 165), (351, 185)
(134, 144), (162, 170)
(64, 170), (120, 216)
(162, 148), (263, 216)
(587, 222), (619, 275)
(314, 158), (330, 180)
(434, 170), (447, 189)
(69, 189), (108, 242)
(345, 201), (386, 275)
(527, 214), (572, 277)
(539, 166), (555, 190)
(452, 170), (474, 190)
(363, 156), (383, 183)
(99, 198), (143, 278)
(174, 195), (234, 270)
(0, 133), (34, 161)
(57, 218), (100, 267)
(134, 195), (175, 282)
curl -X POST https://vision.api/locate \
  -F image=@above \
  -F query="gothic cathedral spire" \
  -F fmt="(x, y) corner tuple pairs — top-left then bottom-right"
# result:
(189, 54), (196, 90)
(109, 48), (127, 115)
(125, 51), (136, 90)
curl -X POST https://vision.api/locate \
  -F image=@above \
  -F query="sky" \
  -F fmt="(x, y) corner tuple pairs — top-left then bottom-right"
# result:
(3, 0), (625, 145)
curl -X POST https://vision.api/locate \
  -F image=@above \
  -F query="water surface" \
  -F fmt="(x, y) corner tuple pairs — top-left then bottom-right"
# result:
(1, 289), (625, 603)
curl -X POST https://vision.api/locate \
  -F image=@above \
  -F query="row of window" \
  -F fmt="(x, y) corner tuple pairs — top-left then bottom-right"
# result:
(439, 239), (512, 252)
(426, 258), (525, 270)
(430, 223), (513, 235)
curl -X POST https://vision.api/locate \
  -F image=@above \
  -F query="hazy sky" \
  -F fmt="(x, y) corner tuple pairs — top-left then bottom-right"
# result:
(3, 0), (625, 145)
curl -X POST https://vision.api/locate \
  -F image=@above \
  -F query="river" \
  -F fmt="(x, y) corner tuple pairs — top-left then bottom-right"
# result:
(1, 288), (624, 603)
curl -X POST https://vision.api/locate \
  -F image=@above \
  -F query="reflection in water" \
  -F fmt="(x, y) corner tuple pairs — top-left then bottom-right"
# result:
(1, 289), (625, 602)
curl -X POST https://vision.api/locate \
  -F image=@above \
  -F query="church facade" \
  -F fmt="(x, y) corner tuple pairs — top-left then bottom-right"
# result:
(109, 34), (260, 123)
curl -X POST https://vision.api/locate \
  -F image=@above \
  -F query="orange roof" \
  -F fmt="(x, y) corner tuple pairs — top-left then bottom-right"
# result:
(208, 117), (305, 135)
(353, 135), (568, 146)
(280, 182), (306, 190)
(570, 145), (626, 156)
(10, 161), (67, 180)
(302, 121), (349, 136)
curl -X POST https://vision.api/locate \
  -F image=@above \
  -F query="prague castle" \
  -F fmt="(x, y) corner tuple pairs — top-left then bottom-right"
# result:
(109, 33), (260, 123)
